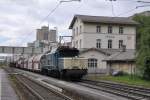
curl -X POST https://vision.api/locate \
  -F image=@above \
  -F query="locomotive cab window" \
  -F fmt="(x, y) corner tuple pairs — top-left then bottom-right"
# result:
(58, 49), (79, 57)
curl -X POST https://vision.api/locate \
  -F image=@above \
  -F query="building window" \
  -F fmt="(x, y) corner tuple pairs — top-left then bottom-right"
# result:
(73, 41), (75, 47)
(96, 25), (101, 33)
(44, 32), (48, 40)
(96, 39), (101, 48)
(79, 39), (82, 48)
(119, 26), (123, 34)
(73, 28), (75, 37)
(108, 39), (112, 48)
(88, 58), (97, 68)
(76, 40), (78, 48)
(108, 26), (112, 34)
(76, 27), (78, 35)
(119, 40), (123, 48)
(80, 25), (82, 34)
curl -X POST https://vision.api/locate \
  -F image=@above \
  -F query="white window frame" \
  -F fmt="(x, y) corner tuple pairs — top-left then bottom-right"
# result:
(80, 39), (82, 48)
(88, 58), (98, 68)
(76, 27), (78, 35)
(108, 39), (112, 48)
(80, 25), (82, 34)
(108, 25), (113, 34)
(119, 26), (124, 34)
(73, 28), (75, 38)
(119, 40), (123, 48)
(96, 39), (101, 48)
(96, 25), (101, 33)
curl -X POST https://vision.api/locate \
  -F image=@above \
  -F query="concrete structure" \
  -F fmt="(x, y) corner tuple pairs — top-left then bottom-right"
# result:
(0, 69), (19, 100)
(69, 15), (138, 50)
(0, 46), (43, 55)
(36, 26), (56, 42)
(15, 69), (128, 100)
(79, 48), (108, 74)
(27, 42), (34, 47)
(69, 15), (138, 74)
(27, 26), (58, 54)
(79, 48), (123, 74)
(49, 30), (57, 42)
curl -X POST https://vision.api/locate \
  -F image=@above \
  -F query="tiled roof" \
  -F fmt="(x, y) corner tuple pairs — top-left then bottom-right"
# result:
(103, 50), (136, 62)
(79, 48), (136, 61)
(80, 48), (122, 55)
(69, 15), (139, 29)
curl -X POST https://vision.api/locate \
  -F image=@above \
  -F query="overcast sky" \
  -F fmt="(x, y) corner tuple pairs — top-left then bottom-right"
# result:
(0, 0), (149, 47)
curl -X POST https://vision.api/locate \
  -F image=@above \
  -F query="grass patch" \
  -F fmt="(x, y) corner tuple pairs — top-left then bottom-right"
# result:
(0, 63), (7, 68)
(86, 74), (150, 88)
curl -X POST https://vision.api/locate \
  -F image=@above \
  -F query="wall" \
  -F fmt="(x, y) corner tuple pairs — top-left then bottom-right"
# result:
(84, 23), (136, 35)
(72, 18), (84, 49)
(107, 62), (136, 74)
(48, 30), (56, 42)
(79, 50), (107, 74)
(72, 19), (136, 50)
(82, 33), (135, 49)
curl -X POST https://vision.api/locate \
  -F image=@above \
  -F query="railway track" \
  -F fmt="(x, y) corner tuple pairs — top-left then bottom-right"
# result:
(78, 79), (150, 100)
(14, 75), (73, 100)
(6, 67), (150, 100)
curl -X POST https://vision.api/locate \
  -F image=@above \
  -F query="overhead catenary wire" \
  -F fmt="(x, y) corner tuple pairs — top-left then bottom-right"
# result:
(136, 5), (150, 8)
(39, 2), (62, 25)
(111, 1), (116, 17)
(21, 0), (81, 46)
(117, 4), (150, 17)
(20, 2), (62, 46)
(108, 0), (150, 17)
(117, 7), (138, 17)
(137, 1), (150, 3)
(105, 0), (116, 17)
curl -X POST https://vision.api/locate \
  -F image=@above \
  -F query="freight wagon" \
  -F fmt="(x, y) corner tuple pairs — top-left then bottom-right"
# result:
(11, 46), (88, 80)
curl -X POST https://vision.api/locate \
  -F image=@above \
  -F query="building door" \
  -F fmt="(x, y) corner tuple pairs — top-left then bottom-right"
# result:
(88, 58), (98, 73)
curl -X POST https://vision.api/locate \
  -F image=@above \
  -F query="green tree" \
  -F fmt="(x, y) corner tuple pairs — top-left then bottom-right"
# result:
(143, 57), (150, 80)
(133, 15), (150, 50)
(133, 15), (150, 79)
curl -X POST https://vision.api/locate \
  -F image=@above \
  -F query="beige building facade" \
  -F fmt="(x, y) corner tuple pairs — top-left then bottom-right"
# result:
(69, 15), (138, 50)
(79, 48), (108, 74)
(69, 15), (138, 74)
(104, 50), (136, 75)
(107, 62), (136, 74)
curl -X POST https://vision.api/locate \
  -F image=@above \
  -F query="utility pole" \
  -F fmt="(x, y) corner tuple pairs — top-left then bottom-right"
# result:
(106, 0), (117, 17)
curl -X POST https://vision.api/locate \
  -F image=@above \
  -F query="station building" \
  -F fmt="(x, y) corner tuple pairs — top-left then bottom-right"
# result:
(69, 15), (138, 74)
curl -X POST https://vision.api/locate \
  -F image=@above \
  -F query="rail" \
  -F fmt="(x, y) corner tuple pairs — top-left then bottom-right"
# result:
(79, 79), (150, 100)
(15, 75), (73, 100)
